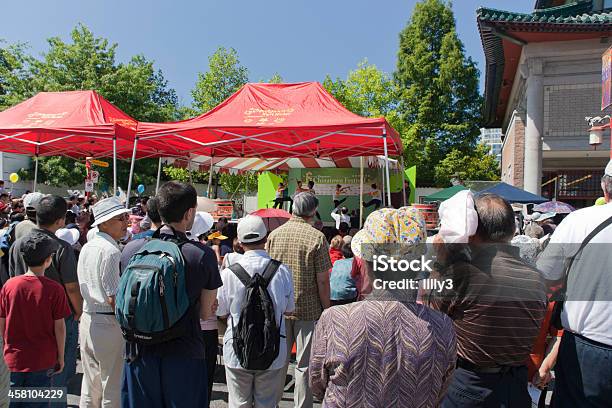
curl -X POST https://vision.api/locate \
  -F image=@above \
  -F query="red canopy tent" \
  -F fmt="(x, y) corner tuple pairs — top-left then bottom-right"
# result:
(136, 82), (404, 205)
(137, 82), (401, 158)
(0, 90), (170, 192)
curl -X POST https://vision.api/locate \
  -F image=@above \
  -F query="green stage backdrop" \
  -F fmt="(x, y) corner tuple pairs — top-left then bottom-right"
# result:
(257, 167), (411, 222)
(257, 171), (284, 209)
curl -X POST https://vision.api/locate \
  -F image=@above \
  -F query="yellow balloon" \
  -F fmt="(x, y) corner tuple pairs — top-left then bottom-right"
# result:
(9, 173), (19, 183)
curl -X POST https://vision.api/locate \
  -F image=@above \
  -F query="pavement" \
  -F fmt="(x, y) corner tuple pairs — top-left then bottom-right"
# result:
(67, 358), (321, 407)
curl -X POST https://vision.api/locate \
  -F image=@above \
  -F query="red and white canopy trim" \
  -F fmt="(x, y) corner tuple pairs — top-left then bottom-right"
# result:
(166, 155), (399, 174)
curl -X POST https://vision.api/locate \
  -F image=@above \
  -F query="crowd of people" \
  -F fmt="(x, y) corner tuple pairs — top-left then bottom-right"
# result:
(0, 160), (609, 408)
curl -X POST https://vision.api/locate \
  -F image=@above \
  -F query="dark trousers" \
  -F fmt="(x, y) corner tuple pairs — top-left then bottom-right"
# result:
(441, 365), (530, 408)
(121, 354), (208, 408)
(202, 329), (218, 407)
(553, 331), (612, 408)
(11, 370), (52, 408)
(273, 197), (293, 212)
(333, 197), (347, 208)
(363, 199), (382, 210)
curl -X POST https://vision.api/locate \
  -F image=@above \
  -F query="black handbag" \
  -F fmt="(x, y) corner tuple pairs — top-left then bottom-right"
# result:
(550, 214), (612, 330)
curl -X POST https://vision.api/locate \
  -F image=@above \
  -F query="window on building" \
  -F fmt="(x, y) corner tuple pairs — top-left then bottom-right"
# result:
(604, 0), (612, 10)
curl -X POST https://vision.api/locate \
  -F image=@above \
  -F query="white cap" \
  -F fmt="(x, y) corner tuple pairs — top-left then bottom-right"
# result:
(237, 215), (267, 244)
(606, 160), (612, 176)
(91, 197), (130, 227)
(23, 192), (45, 209)
(56, 228), (80, 246)
(188, 212), (214, 241)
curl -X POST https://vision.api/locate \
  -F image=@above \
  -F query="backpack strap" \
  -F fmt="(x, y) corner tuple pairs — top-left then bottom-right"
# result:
(229, 263), (252, 287)
(262, 259), (282, 288)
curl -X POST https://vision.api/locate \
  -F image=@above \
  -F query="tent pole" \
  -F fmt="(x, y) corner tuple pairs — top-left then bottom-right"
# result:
(207, 156), (214, 198)
(33, 151), (39, 192)
(380, 166), (385, 207)
(383, 130), (392, 206)
(188, 155), (193, 184)
(156, 157), (162, 194)
(125, 136), (139, 208)
(113, 136), (118, 195)
(400, 157), (407, 206)
(359, 156), (364, 229)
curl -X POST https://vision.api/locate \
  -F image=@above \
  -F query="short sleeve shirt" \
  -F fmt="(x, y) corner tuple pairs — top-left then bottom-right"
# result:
(266, 216), (332, 321)
(0, 275), (70, 371)
(537, 204), (612, 345)
(217, 249), (294, 369)
(139, 228), (223, 359)
(9, 228), (78, 313)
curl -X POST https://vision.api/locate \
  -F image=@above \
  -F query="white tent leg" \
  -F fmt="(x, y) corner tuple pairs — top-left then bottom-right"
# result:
(207, 157), (214, 197)
(359, 156), (364, 228)
(113, 136), (118, 195)
(125, 137), (139, 208)
(156, 157), (162, 193)
(188, 155), (193, 184)
(401, 157), (407, 206)
(33, 154), (39, 192)
(383, 132), (392, 206)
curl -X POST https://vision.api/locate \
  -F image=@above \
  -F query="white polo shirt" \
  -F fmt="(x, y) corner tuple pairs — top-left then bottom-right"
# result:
(217, 249), (295, 370)
(537, 203), (612, 345)
(77, 231), (121, 313)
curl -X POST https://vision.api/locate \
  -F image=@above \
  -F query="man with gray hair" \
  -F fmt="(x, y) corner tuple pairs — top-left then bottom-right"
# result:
(266, 192), (332, 408)
(537, 161), (612, 407)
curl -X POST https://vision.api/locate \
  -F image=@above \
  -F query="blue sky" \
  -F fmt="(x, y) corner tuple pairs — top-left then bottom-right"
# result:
(3, 0), (535, 106)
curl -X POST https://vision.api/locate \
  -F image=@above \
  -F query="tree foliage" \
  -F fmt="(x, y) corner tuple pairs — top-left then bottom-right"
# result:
(395, 0), (485, 186)
(0, 25), (180, 188)
(191, 47), (248, 114)
(218, 173), (258, 199)
(162, 166), (210, 184)
(434, 144), (500, 186)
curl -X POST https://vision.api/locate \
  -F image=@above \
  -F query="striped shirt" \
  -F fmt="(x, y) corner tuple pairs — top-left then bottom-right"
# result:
(310, 301), (456, 407)
(77, 231), (121, 313)
(429, 244), (546, 367)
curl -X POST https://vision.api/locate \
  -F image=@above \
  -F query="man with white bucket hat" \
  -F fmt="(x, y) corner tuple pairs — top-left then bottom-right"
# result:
(77, 197), (130, 407)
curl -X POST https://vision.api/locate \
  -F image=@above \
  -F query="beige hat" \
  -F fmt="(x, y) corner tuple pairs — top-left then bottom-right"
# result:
(91, 197), (130, 227)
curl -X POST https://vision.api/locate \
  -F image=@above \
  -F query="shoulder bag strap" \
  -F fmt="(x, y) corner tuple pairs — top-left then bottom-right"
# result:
(262, 259), (282, 287)
(229, 263), (252, 287)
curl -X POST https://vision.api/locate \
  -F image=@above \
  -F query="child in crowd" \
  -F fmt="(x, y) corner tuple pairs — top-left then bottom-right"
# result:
(0, 232), (70, 388)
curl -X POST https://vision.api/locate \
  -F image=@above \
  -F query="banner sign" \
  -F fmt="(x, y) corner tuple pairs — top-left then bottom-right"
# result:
(602, 46), (612, 110)
(293, 168), (380, 196)
(90, 159), (109, 168)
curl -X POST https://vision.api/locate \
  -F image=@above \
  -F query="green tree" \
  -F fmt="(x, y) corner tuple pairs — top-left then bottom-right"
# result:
(324, 60), (399, 118)
(191, 47), (248, 114)
(434, 144), (500, 186)
(268, 73), (283, 84)
(395, 0), (483, 186)
(0, 40), (34, 110)
(2, 25), (180, 188)
(218, 173), (258, 199)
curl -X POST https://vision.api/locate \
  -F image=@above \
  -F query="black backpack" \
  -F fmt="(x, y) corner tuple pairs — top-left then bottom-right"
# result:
(229, 259), (282, 370)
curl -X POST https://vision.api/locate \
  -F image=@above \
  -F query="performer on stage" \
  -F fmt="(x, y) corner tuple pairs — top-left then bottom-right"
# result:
(363, 183), (382, 210)
(273, 182), (293, 212)
(295, 180), (310, 194)
(307, 180), (322, 220)
(333, 184), (350, 208)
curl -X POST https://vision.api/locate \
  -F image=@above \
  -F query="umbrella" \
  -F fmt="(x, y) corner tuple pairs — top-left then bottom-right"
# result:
(250, 208), (292, 232)
(533, 201), (575, 214)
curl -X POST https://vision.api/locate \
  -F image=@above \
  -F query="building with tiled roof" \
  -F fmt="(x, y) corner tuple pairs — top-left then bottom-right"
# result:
(478, 0), (612, 207)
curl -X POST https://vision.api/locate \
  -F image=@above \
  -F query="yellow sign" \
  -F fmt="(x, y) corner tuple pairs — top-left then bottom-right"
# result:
(90, 159), (109, 168)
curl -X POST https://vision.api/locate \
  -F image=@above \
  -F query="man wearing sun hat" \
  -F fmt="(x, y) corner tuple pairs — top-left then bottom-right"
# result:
(217, 215), (294, 408)
(77, 197), (130, 408)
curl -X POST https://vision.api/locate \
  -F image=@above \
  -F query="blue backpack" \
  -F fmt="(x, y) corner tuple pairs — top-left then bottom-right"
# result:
(115, 234), (191, 345)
